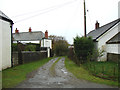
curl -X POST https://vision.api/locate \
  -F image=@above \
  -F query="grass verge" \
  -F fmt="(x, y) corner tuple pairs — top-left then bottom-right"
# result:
(83, 61), (118, 81)
(2, 57), (55, 88)
(49, 57), (61, 76)
(65, 57), (118, 87)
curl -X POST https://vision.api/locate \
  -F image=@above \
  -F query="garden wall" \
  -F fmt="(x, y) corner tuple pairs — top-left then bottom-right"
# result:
(107, 53), (120, 62)
(12, 51), (47, 66)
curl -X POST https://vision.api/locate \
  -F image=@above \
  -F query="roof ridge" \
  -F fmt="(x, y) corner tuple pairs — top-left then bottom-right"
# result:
(0, 10), (12, 20)
(13, 31), (43, 34)
(0, 10), (13, 24)
(97, 18), (120, 30)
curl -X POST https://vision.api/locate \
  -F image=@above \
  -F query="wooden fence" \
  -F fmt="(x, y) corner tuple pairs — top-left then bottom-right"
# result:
(12, 51), (47, 66)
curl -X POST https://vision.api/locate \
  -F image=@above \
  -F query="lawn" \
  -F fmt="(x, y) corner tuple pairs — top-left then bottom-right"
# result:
(2, 57), (55, 88)
(65, 57), (118, 87)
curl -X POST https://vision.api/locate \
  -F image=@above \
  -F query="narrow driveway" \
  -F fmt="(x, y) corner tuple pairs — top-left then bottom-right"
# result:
(16, 57), (115, 88)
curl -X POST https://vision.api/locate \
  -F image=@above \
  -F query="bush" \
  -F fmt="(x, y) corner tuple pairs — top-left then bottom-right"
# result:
(74, 36), (94, 63)
(12, 43), (18, 51)
(24, 45), (36, 51)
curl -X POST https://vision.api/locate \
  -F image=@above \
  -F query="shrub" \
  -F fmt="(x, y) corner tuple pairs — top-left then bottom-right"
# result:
(74, 36), (94, 63)
(12, 43), (18, 51)
(24, 45), (36, 51)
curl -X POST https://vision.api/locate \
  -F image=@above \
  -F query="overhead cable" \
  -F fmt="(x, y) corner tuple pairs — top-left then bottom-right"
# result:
(14, 0), (78, 23)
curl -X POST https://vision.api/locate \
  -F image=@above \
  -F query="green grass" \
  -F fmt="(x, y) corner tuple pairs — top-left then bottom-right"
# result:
(82, 61), (118, 81)
(49, 57), (61, 76)
(0, 71), (2, 89)
(2, 57), (55, 88)
(65, 57), (118, 87)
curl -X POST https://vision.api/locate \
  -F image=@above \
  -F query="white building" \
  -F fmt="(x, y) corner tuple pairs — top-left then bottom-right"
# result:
(0, 10), (13, 70)
(41, 39), (52, 49)
(41, 30), (52, 57)
(87, 18), (120, 61)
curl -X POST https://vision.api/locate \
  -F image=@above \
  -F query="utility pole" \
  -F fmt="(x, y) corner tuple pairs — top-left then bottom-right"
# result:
(84, 0), (87, 37)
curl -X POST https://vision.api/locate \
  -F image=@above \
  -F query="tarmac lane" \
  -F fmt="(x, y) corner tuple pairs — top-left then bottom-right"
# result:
(15, 57), (116, 88)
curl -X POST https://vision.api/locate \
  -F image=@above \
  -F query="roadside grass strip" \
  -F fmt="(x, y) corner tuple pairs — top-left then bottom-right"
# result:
(49, 57), (61, 77)
(65, 57), (118, 87)
(82, 61), (118, 81)
(2, 57), (55, 88)
(0, 71), (2, 89)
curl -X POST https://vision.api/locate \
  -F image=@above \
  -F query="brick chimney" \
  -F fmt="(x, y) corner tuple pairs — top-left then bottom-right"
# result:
(29, 27), (32, 32)
(15, 28), (19, 33)
(95, 21), (100, 29)
(45, 30), (48, 39)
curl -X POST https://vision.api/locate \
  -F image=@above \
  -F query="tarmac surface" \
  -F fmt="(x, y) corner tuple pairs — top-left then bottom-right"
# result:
(16, 57), (116, 88)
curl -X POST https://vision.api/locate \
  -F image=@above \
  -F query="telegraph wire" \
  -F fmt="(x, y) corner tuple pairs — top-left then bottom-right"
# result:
(14, 0), (78, 23)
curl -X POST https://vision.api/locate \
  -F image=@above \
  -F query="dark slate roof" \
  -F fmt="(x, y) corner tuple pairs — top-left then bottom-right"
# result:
(13, 31), (45, 41)
(0, 10), (13, 24)
(107, 32), (120, 44)
(87, 18), (120, 41)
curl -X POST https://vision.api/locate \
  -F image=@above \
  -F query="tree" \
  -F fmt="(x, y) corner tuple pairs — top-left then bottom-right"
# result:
(53, 40), (68, 56)
(74, 36), (94, 63)
(49, 35), (69, 56)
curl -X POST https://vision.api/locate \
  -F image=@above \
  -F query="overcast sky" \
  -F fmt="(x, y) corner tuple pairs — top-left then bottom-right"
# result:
(1, 0), (120, 44)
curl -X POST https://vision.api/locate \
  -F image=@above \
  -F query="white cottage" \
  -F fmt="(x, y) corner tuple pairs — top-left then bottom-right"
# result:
(87, 18), (120, 61)
(41, 30), (52, 57)
(0, 11), (13, 70)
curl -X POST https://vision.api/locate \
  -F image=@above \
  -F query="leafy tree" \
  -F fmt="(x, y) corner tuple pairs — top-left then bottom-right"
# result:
(74, 36), (94, 63)
(49, 35), (69, 56)
(53, 40), (68, 56)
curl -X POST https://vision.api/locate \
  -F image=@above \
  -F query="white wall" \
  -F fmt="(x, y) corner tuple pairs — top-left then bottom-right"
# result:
(0, 19), (2, 89)
(0, 18), (1, 89)
(107, 44), (120, 54)
(96, 23), (119, 61)
(41, 39), (52, 58)
(1, 20), (11, 70)
(47, 48), (50, 58)
(97, 23), (119, 48)
(41, 39), (52, 49)
(0, 20), (2, 71)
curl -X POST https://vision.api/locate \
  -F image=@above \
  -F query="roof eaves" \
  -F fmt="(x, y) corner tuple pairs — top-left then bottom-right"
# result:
(106, 41), (120, 44)
(93, 39), (98, 42)
(106, 32), (120, 44)
(0, 15), (14, 24)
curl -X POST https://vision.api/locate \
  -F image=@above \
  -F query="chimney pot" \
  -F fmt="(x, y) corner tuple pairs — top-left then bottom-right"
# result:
(45, 30), (48, 39)
(29, 27), (32, 32)
(95, 21), (100, 29)
(15, 28), (19, 33)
